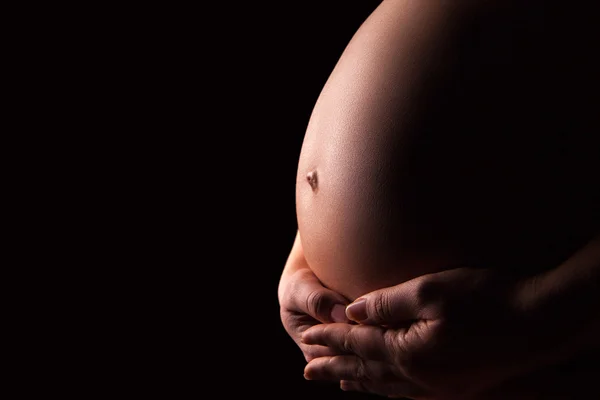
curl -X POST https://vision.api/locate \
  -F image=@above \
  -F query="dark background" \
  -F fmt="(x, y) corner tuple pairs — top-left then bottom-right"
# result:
(126, 1), (386, 398)
(201, 3), (600, 399)
(25, 1), (599, 397)
(21, 2), (388, 397)
(93, 1), (600, 398)
(223, 2), (385, 398)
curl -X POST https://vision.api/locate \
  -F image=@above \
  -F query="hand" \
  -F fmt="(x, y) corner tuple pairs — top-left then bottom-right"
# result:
(301, 267), (556, 399)
(313, 351), (600, 400)
(278, 231), (351, 362)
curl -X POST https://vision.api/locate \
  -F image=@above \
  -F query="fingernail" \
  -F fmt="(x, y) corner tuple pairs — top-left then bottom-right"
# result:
(331, 304), (348, 322)
(346, 298), (368, 322)
(304, 368), (312, 380)
(300, 331), (310, 344)
(340, 380), (356, 391)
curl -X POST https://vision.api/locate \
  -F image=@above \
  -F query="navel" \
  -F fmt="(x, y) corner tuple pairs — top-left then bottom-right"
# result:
(306, 170), (318, 192)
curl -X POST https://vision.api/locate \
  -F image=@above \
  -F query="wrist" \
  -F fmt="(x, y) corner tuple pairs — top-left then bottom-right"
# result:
(511, 235), (600, 363)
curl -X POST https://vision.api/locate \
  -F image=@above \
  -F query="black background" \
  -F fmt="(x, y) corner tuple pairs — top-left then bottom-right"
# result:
(127, 1), (386, 398)
(218, 2), (385, 398)
(94, 1), (600, 398)
(24, 1), (599, 398)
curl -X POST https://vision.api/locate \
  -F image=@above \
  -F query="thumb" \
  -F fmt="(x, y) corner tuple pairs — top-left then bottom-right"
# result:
(305, 287), (350, 324)
(291, 268), (350, 323)
(345, 278), (422, 325)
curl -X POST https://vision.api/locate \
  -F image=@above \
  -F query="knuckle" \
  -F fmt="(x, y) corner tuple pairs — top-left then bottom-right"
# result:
(279, 310), (301, 339)
(355, 358), (370, 381)
(383, 329), (403, 357)
(383, 330), (414, 377)
(415, 277), (446, 314)
(385, 330), (412, 372)
(303, 348), (318, 363)
(342, 330), (354, 353)
(305, 289), (326, 318)
(279, 307), (291, 326)
(387, 327), (426, 381)
(372, 292), (392, 321)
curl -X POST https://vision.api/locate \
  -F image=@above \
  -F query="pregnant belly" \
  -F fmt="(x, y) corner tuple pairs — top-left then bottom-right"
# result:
(296, 161), (460, 301)
(297, 131), (596, 302)
(296, 133), (596, 302)
(294, 0), (598, 301)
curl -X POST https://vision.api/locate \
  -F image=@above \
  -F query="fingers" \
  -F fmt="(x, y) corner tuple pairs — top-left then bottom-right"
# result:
(305, 356), (426, 399)
(344, 277), (424, 326)
(289, 268), (350, 323)
(278, 231), (354, 363)
(279, 231), (350, 324)
(344, 266), (485, 326)
(280, 309), (341, 361)
(305, 355), (399, 382)
(300, 344), (339, 362)
(302, 323), (401, 365)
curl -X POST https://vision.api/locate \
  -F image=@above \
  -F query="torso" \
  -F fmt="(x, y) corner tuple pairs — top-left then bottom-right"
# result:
(295, 0), (599, 301)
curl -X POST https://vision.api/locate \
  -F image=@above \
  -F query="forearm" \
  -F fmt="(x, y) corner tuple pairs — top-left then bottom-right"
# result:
(516, 234), (600, 364)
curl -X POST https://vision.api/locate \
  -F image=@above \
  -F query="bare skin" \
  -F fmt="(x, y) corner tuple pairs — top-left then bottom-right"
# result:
(278, 234), (600, 399)
(301, 235), (600, 399)
(296, 0), (470, 301)
(280, 0), (599, 398)
(278, 231), (350, 363)
(295, 0), (598, 302)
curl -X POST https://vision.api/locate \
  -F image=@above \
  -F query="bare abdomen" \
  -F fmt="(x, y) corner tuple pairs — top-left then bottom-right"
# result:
(294, 0), (598, 301)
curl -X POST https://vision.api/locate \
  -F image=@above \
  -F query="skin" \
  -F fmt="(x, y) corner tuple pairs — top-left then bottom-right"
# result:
(280, 0), (599, 398)
(301, 235), (600, 399)
(278, 231), (350, 363)
(296, 0), (598, 302)
(278, 234), (600, 399)
(295, 0), (470, 301)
